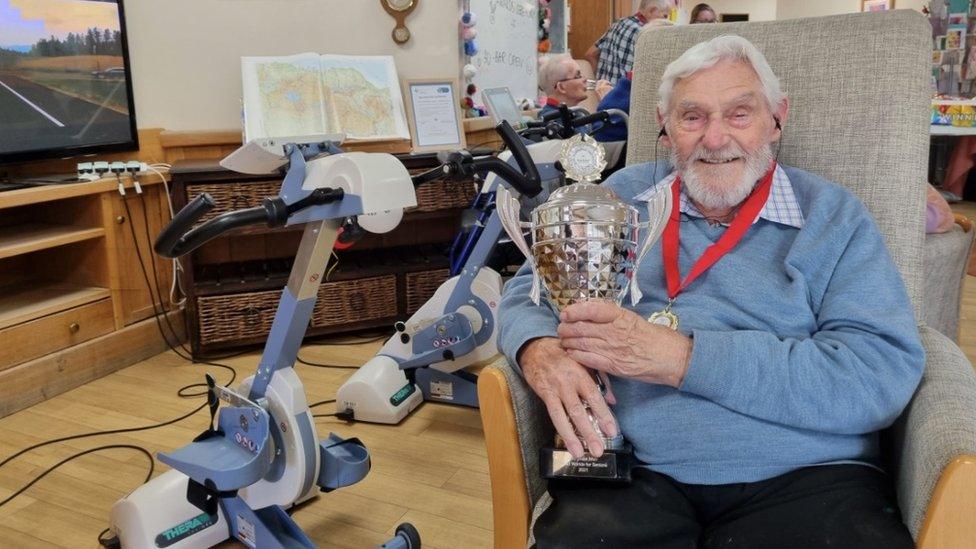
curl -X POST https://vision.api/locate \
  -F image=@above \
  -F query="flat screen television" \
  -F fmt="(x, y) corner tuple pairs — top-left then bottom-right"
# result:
(0, 0), (138, 165)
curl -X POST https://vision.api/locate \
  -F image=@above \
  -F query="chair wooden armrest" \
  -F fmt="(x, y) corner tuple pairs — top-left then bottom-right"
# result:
(478, 365), (532, 549)
(953, 213), (972, 233)
(917, 455), (976, 548)
(481, 325), (976, 549)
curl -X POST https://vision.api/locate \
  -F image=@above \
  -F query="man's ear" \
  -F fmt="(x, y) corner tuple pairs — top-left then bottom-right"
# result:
(656, 108), (672, 148)
(772, 98), (789, 141)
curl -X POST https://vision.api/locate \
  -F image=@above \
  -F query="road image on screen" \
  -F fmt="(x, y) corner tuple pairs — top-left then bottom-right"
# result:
(0, 0), (136, 160)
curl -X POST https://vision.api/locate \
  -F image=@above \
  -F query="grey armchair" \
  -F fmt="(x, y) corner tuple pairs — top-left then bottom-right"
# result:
(479, 10), (976, 549)
(923, 217), (974, 342)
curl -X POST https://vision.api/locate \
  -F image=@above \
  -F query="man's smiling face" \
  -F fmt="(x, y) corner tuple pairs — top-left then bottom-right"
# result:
(661, 59), (786, 210)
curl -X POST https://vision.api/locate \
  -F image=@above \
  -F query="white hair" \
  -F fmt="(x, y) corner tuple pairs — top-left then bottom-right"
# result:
(538, 53), (576, 93)
(658, 35), (785, 115)
(639, 0), (670, 13)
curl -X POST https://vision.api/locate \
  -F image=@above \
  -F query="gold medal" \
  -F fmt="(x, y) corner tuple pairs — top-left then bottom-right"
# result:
(648, 299), (679, 330)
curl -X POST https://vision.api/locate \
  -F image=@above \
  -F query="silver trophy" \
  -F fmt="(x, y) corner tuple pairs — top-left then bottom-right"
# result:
(497, 133), (671, 481)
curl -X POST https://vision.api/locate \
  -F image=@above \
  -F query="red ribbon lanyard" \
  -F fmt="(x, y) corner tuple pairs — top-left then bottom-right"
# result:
(661, 165), (776, 300)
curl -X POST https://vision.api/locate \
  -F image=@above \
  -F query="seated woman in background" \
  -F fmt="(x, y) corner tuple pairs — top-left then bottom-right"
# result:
(691, 3), (717, 23)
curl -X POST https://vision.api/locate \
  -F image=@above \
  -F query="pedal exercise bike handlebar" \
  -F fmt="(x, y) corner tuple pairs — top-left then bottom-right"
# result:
(154, 186), (345, 259)
(158, 122), (539, 259)
(522, 104), (629, 140)
(409, 120), (543, 198)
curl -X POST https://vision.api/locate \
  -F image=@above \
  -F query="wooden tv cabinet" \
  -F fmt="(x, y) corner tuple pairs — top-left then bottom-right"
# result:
(0, 173), (178, 418)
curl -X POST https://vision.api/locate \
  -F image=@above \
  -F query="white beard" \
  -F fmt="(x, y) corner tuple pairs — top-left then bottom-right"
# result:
(671, 142), (774, 210)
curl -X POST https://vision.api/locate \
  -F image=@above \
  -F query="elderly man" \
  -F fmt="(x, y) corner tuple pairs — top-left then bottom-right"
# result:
(585, 0), (671, 84)
(498, 35), (923, 548)
(538, 54), (611, 118)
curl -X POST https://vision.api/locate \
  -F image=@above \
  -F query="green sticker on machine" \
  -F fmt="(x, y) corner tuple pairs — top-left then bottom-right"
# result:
(155, 512), (217, 547)
(389, 382), (416, 406)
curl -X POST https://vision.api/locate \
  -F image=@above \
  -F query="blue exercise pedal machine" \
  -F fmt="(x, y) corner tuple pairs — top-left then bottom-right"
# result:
(105, 137), (422, 548)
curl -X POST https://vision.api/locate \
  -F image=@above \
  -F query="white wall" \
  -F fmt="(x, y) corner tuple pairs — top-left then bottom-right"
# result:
(706, 0), (777, 22)
(123, 0), (460, 131)
(776, 0), (925, 20)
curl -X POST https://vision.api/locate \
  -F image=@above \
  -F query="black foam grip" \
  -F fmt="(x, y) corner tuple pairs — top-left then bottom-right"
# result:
(154, 194), (215, 257)
(495, 120), (541, 192)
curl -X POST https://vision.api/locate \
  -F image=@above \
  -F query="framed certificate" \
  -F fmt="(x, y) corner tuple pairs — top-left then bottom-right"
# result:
(404, 78), (466, 153)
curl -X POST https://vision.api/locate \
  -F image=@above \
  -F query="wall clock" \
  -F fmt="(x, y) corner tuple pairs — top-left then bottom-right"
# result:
(380, 0), (419, 45)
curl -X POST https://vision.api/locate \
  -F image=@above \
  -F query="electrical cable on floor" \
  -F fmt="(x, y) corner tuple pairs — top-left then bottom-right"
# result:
(97, 527), (113, 546)
(296, 328), (392, 368)
(309, 333), (389, 346)
(308, 399), (336, 409)
(0, 175), (385, 517)
(0, 445), (154, 509)
(296, 356), (361, 369)
(0, 179), (240, 512)
(193, 347), (255, 361)
(0, 403), (202, 475)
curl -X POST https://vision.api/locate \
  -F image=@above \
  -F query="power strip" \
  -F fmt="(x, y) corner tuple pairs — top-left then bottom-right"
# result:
(77, 160), (150, 181)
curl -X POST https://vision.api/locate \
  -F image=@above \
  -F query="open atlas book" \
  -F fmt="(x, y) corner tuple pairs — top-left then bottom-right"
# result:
(241, 53), (410, 142)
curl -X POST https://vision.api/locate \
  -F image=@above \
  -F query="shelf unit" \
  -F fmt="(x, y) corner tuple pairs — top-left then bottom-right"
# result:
(0, 281), (111, 330)
(0, 223), (106, 259)
(170, 156), (477, 354)
(0, 175), (176, 417)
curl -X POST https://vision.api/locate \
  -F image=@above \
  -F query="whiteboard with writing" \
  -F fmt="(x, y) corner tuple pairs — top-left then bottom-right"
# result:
(469, 0), (539, 105)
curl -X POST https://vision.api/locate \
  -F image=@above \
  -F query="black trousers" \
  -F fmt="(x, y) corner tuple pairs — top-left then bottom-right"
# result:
(533, 464), (914, 549)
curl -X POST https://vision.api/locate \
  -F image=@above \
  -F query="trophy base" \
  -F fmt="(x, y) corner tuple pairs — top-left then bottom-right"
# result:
(540, 442), (634, 482)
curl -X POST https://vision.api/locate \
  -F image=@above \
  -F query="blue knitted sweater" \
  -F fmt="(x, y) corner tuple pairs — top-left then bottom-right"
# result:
(497, 162), (925, 484)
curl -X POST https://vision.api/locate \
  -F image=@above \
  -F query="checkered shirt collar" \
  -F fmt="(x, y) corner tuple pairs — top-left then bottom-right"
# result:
(633, 164), (805, 229)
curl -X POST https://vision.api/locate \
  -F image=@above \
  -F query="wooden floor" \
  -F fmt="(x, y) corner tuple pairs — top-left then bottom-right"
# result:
(1, 203), (974, 549)
(0, 339), (493, 549)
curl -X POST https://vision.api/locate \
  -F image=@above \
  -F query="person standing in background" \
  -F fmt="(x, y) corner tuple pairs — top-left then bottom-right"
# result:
(691, 3), (717, 23)
(584, 0), (671, 85)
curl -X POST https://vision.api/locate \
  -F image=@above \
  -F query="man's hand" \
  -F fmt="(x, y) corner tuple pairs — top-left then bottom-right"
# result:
(557, 301), (693, 388)
(518, 337), (618, 459)
(594, 79), (613, 100)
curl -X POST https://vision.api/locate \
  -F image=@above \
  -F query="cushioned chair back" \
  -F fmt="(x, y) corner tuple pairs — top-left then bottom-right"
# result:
(628, 10), (931, 314)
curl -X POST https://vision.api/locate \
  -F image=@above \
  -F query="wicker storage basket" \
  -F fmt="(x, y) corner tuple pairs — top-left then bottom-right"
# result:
(188, 180), (281, 223)
(197, 275), (397, 344)
(190, 177), (473, 217)
(409, 180), (477, 212)
(311, 275), (397, 328)
(405, 268), (451, 314)
(197, 289), (280, 345)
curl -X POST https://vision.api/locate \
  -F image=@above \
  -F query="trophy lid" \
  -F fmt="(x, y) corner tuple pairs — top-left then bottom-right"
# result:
(533, 181), (636, 225)
(548, 180), (622, 203)
(534, 133), (634, 224)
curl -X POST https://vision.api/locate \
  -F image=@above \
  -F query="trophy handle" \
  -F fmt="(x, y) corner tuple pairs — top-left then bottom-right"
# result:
(496, 185), (542, 304)
(629, 187), (673, 306)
